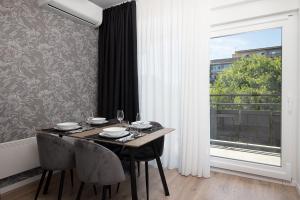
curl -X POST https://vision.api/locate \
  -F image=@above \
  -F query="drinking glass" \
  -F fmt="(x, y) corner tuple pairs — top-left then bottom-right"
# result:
(117, 110), (124, 124)
(136, 113), (141, 122)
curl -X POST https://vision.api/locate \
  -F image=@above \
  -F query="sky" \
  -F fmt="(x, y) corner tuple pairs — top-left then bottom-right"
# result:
(210, 28), (282, 60)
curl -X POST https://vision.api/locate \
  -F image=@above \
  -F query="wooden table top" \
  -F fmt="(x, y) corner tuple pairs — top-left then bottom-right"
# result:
(71, 126), (174, 148)
(39, 122), (175, 148)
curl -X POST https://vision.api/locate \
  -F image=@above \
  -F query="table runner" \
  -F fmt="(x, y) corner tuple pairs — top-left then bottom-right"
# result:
(85, 121), (163, 143)
(38, 119), (118, 136)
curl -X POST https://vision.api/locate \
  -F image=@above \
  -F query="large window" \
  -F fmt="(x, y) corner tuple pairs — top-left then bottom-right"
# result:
(210, 28), (282, 166)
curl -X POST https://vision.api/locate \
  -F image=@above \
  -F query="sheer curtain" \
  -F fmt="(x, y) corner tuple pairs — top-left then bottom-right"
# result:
(136, 0), (210, 177)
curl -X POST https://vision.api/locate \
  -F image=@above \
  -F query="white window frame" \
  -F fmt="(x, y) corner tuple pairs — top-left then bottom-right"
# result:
(210, 12), (298, 181)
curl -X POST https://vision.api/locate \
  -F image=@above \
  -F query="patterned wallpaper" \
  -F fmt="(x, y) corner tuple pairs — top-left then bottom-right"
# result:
(0, 0), (99, 143)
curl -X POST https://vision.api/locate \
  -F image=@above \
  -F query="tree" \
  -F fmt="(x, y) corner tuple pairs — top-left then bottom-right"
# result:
(210, 55), (281, 110)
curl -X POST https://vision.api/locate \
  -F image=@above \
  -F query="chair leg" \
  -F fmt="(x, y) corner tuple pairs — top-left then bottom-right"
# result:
(93, 184), (97, 195)
(137, 161), (140, 177)
(58, 170), (65, 200)
(43, 170), (53, 194)
(76, 182), (85, 200)
(101, 186), (107, 200)
(108, 185), (112, 198)
(116, 183), (120, 193)
(145, 161), (149, 200)
(70, 169), (74, 188)
(34, 170), (47, 200)
(152, 144), (169, 196)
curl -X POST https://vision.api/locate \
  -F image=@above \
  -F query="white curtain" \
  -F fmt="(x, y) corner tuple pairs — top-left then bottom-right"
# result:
(136, 0), (210, 177)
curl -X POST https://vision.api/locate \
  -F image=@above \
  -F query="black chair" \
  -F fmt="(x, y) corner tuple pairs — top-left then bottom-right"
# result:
(74, 139), (125, 200)
(120, 122), (167, 200)
(35, 133), (75, 200)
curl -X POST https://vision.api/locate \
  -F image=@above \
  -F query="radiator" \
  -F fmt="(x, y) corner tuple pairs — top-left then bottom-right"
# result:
(0, 137), (40, 179)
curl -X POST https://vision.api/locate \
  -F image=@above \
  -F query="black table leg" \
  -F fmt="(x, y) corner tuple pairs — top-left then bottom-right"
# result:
(129, 148), (138, 200)
(145, 161), (149, 200)
(152, 143), (170, 196)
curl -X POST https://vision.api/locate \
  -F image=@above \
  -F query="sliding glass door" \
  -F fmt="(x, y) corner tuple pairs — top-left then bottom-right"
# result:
(210, 28), (282, 166)
(209, 13), (298, 180)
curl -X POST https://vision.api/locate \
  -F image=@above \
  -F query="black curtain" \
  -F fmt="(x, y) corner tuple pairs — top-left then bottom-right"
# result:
(98, 1), (139, 122)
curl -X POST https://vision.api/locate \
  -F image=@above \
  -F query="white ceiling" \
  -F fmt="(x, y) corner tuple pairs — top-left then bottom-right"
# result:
(89, 0), (125, 8)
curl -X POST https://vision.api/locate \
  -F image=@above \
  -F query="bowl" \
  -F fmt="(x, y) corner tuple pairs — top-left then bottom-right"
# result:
(56, 122), (79, 129)
(90, 117), (106, 123)
(103, 127), (126, 135)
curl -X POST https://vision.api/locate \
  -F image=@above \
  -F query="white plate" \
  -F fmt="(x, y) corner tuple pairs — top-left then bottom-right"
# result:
(90, 117), (106, 122)
(99, 131), (130, 139)
(132, 121), (151, 125)
(87, 120), (109, 125)
(54, 125), (81, 131)
(56, 122), (79, 129)
(130, 122), (152, 130)
(103, 127), (127, 133)
(131, 124), (152, 129)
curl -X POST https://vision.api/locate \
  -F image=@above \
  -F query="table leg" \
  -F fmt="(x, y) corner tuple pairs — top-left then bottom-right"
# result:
(152, 143), (170, 196)
(129, 148), (138, 200)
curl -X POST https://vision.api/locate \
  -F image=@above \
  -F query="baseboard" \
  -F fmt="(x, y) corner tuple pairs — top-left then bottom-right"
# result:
(0, 174), (40, 195)
(0, 170), (62, 195)
(211, 167), (294, 186)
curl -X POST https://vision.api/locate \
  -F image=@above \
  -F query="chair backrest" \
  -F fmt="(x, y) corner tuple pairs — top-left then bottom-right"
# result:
(151, 122), (165, 156)
(36, 132), (75, 170)
(154, 136), (165, 157)
(74, 139), (125, 185)
(134, 122), (165, 161)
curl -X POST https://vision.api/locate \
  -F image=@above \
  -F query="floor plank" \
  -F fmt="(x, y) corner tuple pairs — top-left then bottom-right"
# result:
(1, 166), (299, 200)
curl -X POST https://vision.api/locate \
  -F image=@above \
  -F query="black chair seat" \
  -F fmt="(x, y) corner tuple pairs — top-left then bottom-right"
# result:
(120, 143), (159, 161)
(95, 141), (123, 154)
(119, 135), (165, 200)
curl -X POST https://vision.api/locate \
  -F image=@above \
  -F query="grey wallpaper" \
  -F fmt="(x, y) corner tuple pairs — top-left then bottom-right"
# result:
(0, 0), (99, 143)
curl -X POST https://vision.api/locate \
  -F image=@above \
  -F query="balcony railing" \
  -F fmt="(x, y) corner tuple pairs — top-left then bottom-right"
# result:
(210, 94), (281, 153)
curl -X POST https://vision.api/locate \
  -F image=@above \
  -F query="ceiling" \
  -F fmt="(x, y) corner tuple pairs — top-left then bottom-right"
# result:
(89, 0), (126, 8)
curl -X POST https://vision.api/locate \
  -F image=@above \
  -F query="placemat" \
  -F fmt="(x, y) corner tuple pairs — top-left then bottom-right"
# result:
(84, 121), (163, 143)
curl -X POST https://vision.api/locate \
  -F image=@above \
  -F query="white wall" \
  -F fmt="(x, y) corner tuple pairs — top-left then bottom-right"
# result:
(211, 0), (299, 26)
(210, 0), (300, 186)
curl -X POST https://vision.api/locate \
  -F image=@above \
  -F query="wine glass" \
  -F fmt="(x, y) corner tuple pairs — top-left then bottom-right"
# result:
(136, 113), (141, 122)
(117, 110), (124, 125)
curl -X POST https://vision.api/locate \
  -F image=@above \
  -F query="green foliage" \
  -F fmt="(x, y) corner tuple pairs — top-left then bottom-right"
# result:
(210, 55), (281, 110)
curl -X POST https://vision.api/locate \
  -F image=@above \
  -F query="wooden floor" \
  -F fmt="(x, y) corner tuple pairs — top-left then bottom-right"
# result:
(1, 165), (299, 200)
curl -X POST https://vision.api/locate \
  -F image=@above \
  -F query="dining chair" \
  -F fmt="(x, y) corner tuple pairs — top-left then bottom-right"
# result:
(120, 122), (166, 200)
(74, 139), (125, 200)
(35, 132), (75, 200)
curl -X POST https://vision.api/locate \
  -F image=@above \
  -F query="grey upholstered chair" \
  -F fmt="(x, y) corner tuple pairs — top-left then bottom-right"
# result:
(74, 139), (125, 200)
(35, 132), (75, 200)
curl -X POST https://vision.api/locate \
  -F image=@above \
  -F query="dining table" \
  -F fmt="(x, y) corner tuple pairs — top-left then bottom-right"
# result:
(37, 119), (175, 200)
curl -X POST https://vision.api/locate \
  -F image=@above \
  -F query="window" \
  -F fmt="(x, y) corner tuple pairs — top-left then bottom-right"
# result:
(210, 28), (282, 166)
